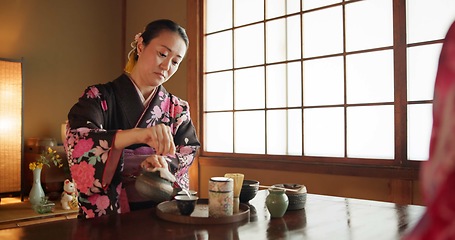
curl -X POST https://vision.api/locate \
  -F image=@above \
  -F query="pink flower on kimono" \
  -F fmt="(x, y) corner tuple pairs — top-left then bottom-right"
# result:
(172, 97), (179, 105)
(152, 105), (163, 119)
(90, 179), (102, 194)
(178, 115), (188, 124)
(72, 138), (94, 158)
(171, 104), (183, 118)
(86, 86), (101, 99)
(161, 96), (171, 111)
(95, 195), (110, 211)
(171, 115), (187, 133)
(101, 100), (108, 111)
(76, 127), (91, 136)
(94, 140), (109, 163)
(66, 134), (76, 146)
(71, 161), (96, 195)
(88, 194), (99, 205)
(162, 117), (170, 123)
(81, 206), (95, 218)
(179, 146), (194, 155)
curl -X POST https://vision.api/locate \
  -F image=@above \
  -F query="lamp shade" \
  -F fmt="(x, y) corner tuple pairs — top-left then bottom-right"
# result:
(0, 58), (23, 194)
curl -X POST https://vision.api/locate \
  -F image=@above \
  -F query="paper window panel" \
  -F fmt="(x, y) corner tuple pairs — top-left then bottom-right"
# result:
(347, 106), (394, 159)
(234, 111), (265, 154)
(406, 0), (455, 44)
(304, 107), (344, 157)
(407, 44), (442, 101)
(408, 104), (432, 161)
(205, 112), (233, 153)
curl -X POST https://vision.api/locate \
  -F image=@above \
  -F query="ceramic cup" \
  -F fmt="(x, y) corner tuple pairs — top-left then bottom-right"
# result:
(175, 195), (199, 216)
(177, 190), (198, 197)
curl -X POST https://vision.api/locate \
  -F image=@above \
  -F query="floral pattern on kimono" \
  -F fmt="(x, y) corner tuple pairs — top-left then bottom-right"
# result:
(65, 74), (200, 219)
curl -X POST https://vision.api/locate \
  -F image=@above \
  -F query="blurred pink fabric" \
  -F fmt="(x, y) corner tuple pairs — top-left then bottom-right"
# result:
(404, 19), (455, 240)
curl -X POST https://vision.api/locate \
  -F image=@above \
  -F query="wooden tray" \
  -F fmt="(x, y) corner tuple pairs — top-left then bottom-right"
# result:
(156, 199), (250, 224)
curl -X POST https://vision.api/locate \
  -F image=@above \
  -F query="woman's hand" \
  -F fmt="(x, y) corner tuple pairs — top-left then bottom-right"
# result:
(113, 124), (176, 155)
(141, 124), (176, 156)
(140, 155), (169, 171)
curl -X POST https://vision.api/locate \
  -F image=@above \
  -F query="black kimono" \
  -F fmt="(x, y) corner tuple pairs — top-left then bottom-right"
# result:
(65, 74), (200, 218)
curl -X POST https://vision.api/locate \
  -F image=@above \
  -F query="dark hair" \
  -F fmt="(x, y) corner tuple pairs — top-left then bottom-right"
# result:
(124, 19), (189, 73)
(142, 19), (189, 47)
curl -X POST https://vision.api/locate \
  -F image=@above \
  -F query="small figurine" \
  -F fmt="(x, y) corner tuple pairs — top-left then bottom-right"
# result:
(61, 179), (78, 210)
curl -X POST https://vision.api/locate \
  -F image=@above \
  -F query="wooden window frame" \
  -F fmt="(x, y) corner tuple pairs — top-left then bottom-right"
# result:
(185, 0), (445, 181)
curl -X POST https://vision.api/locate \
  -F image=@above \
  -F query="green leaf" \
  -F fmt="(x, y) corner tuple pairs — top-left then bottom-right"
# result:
(88, 156), (98, 165)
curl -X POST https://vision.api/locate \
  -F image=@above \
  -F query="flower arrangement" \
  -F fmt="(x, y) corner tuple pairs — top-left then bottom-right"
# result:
(29, 147), (63, 170)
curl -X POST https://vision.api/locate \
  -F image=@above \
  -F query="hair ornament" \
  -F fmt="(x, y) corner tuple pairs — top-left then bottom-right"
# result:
(127, 32), (143, 60)
(134, 32), (142, 42)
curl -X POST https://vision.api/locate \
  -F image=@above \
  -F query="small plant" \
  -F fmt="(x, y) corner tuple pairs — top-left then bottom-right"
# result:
(33, 196), (55, 214)
(29, 147), (63, 170)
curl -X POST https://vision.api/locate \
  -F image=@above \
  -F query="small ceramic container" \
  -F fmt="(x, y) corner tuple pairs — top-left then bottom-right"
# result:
(208, 177), (234, 217)
(266, 187), (289, 218)
(175, 195), (199, 216)
(272, 183), (307, 211)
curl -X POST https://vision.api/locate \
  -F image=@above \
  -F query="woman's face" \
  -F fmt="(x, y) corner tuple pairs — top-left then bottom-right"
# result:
(135, 30), (187, 88)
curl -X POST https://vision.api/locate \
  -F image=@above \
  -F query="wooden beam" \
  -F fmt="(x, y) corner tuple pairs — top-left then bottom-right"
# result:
(389, 179), (412, 204)
(199, 156), (420, 180)
(186, 0), (202, 192)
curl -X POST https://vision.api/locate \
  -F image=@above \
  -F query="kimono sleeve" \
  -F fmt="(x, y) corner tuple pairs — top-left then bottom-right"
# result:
(65, 85), (122, 195)
(168, 98), (200, 189)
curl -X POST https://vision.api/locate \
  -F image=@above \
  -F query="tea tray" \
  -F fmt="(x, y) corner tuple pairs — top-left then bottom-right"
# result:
(156, 199), (249, 224)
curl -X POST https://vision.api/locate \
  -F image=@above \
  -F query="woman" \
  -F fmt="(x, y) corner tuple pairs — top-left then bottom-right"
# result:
(65, 19), (200, 218)
(404, 20), (455, 239)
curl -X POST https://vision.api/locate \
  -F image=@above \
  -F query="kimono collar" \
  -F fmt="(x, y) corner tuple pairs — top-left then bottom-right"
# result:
(113, 74), (167, 129)
(112, 74), (148, 128)
(128, 75), (157, 107)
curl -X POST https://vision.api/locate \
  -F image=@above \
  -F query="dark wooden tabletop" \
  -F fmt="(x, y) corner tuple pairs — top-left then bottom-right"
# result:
(0, 190), (425, 240)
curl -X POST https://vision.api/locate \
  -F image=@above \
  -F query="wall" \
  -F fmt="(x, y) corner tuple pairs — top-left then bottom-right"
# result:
(0, 0), (187, 142)
(0, 0), (123, 143)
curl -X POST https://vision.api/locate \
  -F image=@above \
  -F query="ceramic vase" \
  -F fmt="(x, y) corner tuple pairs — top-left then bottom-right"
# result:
(29, 168), (45, 206)
(266, 188), (289, 218)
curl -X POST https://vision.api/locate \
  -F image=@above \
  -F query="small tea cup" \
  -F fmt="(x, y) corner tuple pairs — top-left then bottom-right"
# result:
(175, 195), (199, 216)
(240, 179), (260, 203)
(177, 189), (198, 197)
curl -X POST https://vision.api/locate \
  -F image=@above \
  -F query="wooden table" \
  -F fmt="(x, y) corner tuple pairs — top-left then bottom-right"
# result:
(0, 190), (425, 240)
(0, 199), (78, 230)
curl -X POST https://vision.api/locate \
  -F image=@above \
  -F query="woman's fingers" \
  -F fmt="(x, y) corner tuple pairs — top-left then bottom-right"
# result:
(141, 155), (169, 171)
(144, 126), (158, 153)
(155, 125), (168, 155)
(169, 137), (176, 155)
(157, 156), (169, 168)
(140, 158), (153, 171)
(144, 124), (176, 156)
(160, 125), (176, 155)
(160, 125), (175, 155)
(154, 126), (164, 155)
